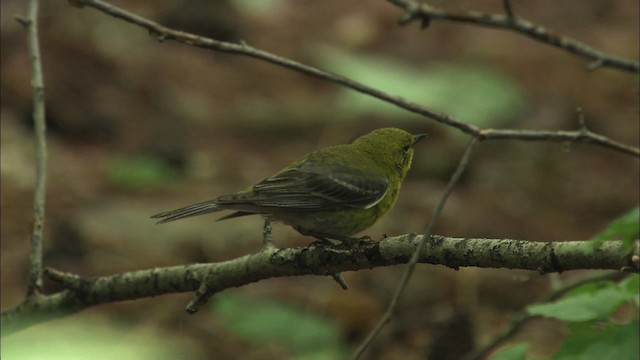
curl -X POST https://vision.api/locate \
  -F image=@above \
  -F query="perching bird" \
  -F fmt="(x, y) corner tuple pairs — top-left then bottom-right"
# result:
(152, 128), (425, 242)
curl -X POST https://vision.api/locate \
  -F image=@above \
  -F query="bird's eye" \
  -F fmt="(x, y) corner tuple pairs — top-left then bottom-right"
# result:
(402, 144), (411, 152)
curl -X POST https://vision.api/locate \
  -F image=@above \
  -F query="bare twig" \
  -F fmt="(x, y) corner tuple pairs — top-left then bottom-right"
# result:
(388, 0), (640, 74)
(15, 0), (47, 297)
(478, 128), (639, 157)
(64, 0), (639, 157)
(351, 136), (479, 359)
(502, 0), (515, 19)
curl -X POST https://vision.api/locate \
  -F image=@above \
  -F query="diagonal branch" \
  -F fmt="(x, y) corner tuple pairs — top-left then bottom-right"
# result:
(1, 236), (636, 337)
(388, 0), (640, 73)
(352, 136), (479, 359)
(65, 0), (639, 157)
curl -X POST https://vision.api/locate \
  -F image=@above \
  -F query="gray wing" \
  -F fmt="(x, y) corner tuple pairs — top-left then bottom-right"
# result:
(217, 165), (389, 211)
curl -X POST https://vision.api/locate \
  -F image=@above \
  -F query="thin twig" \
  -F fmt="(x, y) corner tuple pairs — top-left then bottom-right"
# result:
(16, 0), (48, 297)
(351, 136), (479, 359)
(65, 0), (639, 157)
(388, 0), (639, 74)
(502, 0), (515, 19)
(478, 128), (639, 157)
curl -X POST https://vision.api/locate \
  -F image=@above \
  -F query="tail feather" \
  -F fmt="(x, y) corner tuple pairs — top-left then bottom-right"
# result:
(151, 200), (221, 224)
(216, 211), (255, 221)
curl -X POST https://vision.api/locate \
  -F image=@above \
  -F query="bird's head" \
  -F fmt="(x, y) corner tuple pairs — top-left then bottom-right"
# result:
(353, 128), (426, 178)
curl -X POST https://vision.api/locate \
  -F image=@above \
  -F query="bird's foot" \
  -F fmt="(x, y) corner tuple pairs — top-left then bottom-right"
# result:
(262, 218), (276, 250)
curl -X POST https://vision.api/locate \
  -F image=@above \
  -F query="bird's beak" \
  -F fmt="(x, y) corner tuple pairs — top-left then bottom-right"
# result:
(412, 133), (427, 146)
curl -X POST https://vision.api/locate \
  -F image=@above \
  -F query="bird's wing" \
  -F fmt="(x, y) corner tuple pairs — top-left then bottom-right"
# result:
(219, 165), (389, 211)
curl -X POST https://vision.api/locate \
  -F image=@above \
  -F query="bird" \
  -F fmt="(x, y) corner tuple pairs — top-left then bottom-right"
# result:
(152, 127), (425, 243)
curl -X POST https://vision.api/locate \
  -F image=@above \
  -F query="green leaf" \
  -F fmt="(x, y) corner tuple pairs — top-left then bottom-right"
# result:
(527, 286), (628, 321)
(619, 274), (640, 306)
(589, 206), (639, 251)
(489, 343), (529, 360)
(212, 294), (347, 358)
(554, 322), (607, 360)
(561, 281), (615, 299)
(531, 277), (639, 359)
(555, 321), (640, 360)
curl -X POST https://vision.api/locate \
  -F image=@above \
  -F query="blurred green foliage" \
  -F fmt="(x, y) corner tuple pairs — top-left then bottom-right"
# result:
(489, 343), (529, 360)
(315, 48), (526, 129)
(106, 156), (179, 191)
(554, 321), (639, 360)
(231, 0), (286, 17)
(589, 206), (639, 251)
(0, 315), (195, 360)
(212, 294), (347, 359)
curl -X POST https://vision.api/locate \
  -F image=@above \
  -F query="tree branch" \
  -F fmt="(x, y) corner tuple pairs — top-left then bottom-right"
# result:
(64, 0), (640, 157)
(15, 0), (48, 297)
(388, 0), (640, 74)
(2, 236), (636, 337)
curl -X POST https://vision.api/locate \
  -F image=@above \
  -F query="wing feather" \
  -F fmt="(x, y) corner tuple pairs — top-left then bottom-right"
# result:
(217, 165), (388, 211)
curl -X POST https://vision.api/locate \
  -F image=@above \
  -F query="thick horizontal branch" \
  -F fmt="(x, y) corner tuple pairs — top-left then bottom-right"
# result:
(2, 235), (636, 336)
(65, 0), (639, 157)
(388, 0), (640, 73)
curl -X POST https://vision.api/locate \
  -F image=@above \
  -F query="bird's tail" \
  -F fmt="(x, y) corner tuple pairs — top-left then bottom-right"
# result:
(151, 200), (221, 224)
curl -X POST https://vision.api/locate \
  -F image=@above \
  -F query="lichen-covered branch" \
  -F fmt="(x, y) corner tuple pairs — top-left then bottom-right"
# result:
(2, 236), (636, 337)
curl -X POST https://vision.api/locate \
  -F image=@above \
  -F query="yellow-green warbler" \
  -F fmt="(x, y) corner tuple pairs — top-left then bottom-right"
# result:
(152, 128), (425, 241)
